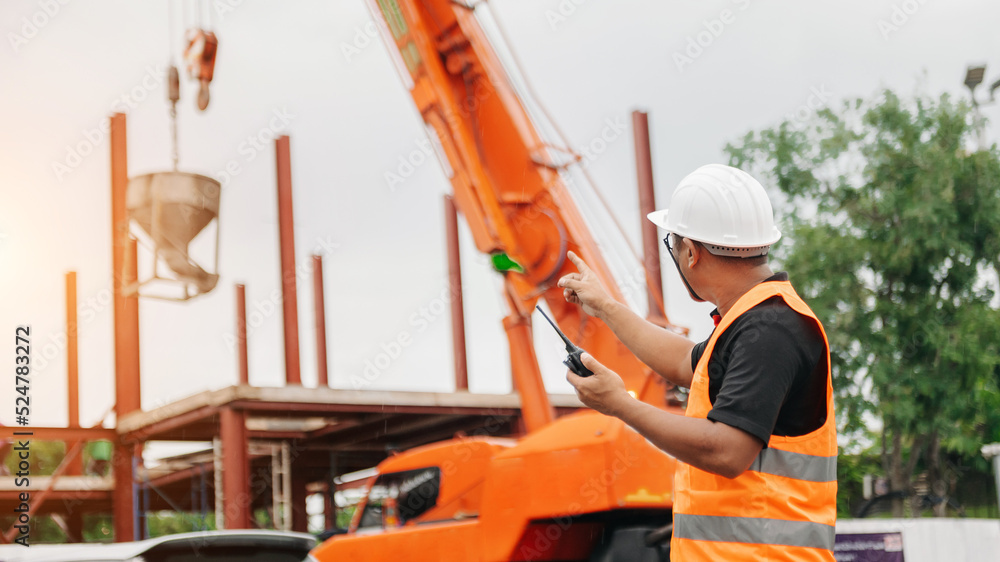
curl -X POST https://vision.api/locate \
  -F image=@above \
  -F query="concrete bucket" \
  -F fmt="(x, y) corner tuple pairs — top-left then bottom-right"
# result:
(127, 171), (221, 298)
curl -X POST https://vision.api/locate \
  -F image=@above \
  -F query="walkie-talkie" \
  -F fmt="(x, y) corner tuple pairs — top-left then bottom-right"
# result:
(535, 306), (594, 377)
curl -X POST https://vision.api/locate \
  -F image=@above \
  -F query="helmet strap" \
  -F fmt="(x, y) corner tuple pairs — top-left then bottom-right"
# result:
(667, 245), (705, 303)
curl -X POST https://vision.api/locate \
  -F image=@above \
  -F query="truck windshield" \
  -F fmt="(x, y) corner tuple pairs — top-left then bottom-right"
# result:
(357, 467), (442, 529)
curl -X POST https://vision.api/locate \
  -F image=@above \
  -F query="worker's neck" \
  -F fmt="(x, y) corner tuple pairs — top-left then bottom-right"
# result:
(712, 265), (774, 319)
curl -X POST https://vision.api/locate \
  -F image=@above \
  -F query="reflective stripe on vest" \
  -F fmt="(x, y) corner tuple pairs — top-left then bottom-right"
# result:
(674, 513), (836, 550)
(749, 447), (837, 483)
(670, 280), (837, 562)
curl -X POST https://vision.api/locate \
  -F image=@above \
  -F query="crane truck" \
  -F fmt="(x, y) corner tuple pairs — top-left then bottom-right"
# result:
(311, 1), (684, 560)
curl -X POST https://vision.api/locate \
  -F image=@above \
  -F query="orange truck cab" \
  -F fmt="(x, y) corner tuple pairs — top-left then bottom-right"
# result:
(310, 412), (676, 561)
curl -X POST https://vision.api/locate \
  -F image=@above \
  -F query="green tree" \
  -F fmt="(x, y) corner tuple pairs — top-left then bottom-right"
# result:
(726, 89), (1000, 517)
(3, 441), (66, 476)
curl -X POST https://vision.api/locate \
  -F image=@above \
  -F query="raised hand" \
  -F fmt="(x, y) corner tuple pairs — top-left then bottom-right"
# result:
(557, 251), (614, 319)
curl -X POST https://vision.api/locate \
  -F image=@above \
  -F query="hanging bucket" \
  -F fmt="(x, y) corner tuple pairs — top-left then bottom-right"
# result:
(126, 171), (222, 300)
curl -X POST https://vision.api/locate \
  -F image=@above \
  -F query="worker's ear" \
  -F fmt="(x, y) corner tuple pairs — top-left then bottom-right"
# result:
(684, 238), (702, 268)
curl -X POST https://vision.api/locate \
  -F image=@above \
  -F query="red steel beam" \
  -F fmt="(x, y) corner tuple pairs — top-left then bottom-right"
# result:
(226, 400), (527, 416)
(236, 284), (249, 385)
(632, 110), (667, 324)
(65, 272), (84, 491)
(110, 112), (136, 542)
(247, 430), (309, 440)
(124, 237), (141, 410)
(0, 427), (116, 441)
(305, 418), (366, 440)
(66, 272), (80, 429)
(143, 462), (213, 489)
(120, 405), (220, 444)
(0, 490), (111, 503)
(444, 195), (468, 391)
(275, 135), (302, 385)
(312, 255), (329, 387)
(291, 474), (309, 532)
(220, 407), (251, 529)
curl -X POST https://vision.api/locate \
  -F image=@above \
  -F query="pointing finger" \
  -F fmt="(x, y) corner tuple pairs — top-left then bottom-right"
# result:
(567, 251), (591, 273)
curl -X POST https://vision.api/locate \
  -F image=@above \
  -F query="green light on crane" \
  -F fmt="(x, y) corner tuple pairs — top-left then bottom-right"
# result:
(491, 253), (524, 273)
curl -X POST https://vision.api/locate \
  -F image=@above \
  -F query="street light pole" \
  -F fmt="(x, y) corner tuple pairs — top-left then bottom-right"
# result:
(963, 64), (1000, 150)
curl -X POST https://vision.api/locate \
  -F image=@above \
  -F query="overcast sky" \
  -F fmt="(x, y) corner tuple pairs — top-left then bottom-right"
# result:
(2, 0), (999, 446)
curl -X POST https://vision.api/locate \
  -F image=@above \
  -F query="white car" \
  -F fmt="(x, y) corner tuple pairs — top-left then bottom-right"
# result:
(0, 530), (316, 562)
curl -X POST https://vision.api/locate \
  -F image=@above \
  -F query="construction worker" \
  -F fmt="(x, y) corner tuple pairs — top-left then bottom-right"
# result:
(558, 163), (836, 561)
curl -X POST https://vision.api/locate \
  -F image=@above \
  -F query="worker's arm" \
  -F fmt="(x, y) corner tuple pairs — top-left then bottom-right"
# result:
(569, 353), (763, 479)
(558, 251), (695, 388)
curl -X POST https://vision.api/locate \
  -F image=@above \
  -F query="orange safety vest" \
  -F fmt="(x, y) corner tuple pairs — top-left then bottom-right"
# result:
(670, 280), (837, 561)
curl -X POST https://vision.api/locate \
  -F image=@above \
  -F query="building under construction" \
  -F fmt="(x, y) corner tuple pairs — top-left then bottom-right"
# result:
(1, 1), (684, 553)
(0, 115), (601, 543)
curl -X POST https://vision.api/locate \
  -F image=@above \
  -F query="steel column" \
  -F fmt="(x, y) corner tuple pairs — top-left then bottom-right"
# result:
(632, 110), (666, 323)
(66, 272), (80, 429)
(291, 474), (309, 533)
(110, 112), (137, 542)
(275, 135), (302, 385)
(501, 297), (554, 432)
(220, 407), (251, 529)
(236, 284), (249, 385)
(65, 273), (84, 471)
(213, 438), (223, 527)
(65, 271), (84, 541)
(327, 452), (339, 530)
(444, 195), (469, 391)
(312, 255), (329, 387)
(323, 484), (336, 530)
(141, 458), (150, 539)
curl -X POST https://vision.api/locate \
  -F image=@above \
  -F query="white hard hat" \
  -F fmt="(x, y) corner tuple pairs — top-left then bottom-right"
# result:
(647, 164), (781, 257)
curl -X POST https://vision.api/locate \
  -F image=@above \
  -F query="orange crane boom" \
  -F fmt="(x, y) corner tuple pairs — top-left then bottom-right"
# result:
(368, 0), (676, 419)
(311, 1), (684, 560)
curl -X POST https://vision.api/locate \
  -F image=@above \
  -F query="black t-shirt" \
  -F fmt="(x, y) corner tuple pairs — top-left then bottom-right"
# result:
(689, 273), (828, 446)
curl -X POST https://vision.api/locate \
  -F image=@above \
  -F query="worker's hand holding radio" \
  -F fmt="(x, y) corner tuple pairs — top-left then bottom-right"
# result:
(566, 352), (631, 417)
(558, 251), (613, 319)
(556, 251), (633, 415)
